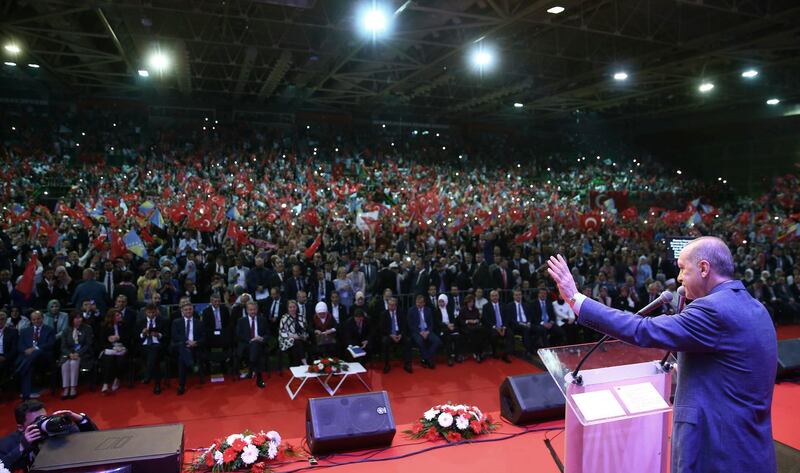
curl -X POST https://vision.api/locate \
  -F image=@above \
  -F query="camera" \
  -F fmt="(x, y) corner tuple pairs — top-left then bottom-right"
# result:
(34, 414), (74, 438)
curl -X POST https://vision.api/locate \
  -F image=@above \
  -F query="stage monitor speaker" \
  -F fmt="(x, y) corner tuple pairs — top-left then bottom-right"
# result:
(778, 338), (800, 377)
(306, 390), (395, 455)
(31, 423), (183, 473)
(500, 373), (565, 425)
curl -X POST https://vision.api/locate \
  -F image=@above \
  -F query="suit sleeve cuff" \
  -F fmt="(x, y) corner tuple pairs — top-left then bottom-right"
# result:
(569, 293), (587, 316)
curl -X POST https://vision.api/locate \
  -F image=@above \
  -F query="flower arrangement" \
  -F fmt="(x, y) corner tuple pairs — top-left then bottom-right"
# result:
(0, 459), (9, 473)
(307, 357), (349, 374)
(191, 430), (301, 472)
(404, 403), (500, 442)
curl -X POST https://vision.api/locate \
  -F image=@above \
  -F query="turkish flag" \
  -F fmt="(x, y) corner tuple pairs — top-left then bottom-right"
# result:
(110, 231), (127, 259)
(304, 234), (322, 260)
(580, 213), (601, 231)
(15, 253), (38, 298)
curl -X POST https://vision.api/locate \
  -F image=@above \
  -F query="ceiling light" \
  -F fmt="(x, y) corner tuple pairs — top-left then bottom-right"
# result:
(4, 44), (20, 54)
(613, 71), (628, 81)
(3, 61), (16, 67)
(358, 6), (390, 37)
(138, 69), (149, 77)
(741, 69), (758, 79)
(698, 82), (714, 93)
(766, 98), (780, 105)
(147, 50), (170, 72)
(513, 102), (523, 108)
(547, 6), (565, 14)
(27, 63), (39, 68)
(470, 45), (496, 72)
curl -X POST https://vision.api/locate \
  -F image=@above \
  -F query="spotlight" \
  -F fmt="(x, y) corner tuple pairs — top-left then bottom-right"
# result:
(766, 98), (780, 105)
(27, 63), (39, 69)
(547, 6), (565, 14)
(4, 44), (20, 54)
(147, 50), (170, 72)
(3, 61), (16, 67)
(358, 5), (390, 38)
(513, 102), (524, 108)
(741, 69), (758, 79)
(613, 71), (628, 81)
(470, 45), (496, 73)
(698, 82), (714, 93)
(138, 69), (150, 77)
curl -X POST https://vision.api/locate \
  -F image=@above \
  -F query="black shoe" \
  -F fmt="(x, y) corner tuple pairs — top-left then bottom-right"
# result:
(404, 363), (413, 373)
(383, 364), (391, 374)
(447, 357), (454, 367)
(256, 375), (265, 388)
(60, 394), (69, 401)
(154, 384), (161, 395)
(177, 386), (185, 395)
(420, 359), (430, 368)
(502, 355), (512, 364)
(476, 354), (483, 364)
(456, 355), (464, 363)
(142, 377), (151, 385)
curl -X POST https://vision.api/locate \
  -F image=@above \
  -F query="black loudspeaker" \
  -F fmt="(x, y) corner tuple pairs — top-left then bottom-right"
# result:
(306, 391), (396, 454)
(500, 373), (565, 425)
(778, 338), (800, 377)
(31, 424), (183, 473)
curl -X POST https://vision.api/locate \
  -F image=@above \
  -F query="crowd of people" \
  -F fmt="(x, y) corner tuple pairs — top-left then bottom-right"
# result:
(1, 105), (799, 399)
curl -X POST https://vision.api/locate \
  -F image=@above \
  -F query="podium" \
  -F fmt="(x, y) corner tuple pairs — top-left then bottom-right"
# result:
(538, 341), (675, 473)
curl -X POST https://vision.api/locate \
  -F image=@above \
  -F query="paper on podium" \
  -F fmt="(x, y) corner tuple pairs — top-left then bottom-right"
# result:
(571, 390), (626, 422)
(614, 382), (669, 414)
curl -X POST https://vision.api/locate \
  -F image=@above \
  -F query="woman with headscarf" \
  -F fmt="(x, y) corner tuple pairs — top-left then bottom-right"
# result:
(311, 302), (338, 357)
(44, 300), (69, 342)
(434, 294), (461, 366)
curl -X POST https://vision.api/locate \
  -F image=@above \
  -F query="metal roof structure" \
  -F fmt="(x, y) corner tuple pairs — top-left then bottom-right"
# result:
(1, 0), (799, 123)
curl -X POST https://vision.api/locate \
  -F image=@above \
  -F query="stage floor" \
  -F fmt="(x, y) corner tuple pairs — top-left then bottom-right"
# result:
(2, 325), (799, 472)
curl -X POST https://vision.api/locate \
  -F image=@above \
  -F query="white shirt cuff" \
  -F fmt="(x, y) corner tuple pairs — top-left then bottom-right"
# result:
(569, 293), (587, 316)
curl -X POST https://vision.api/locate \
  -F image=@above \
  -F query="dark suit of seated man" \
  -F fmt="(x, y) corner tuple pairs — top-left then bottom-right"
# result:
(201, 294), (232, 374)
(531, 288), (565, 348)
(16, 311), (56, 400)
(341, 307), (372, 361)
(235, 301), (268, 388)
(136, 303), (169, 394)
(170, 301), (205, 395)
(407, 294), (442, 369)
(505, 289), (537, 357)
(481, 290), (513, 363)
(0, 311), (18, 383)
(0, 400), (97, 472)
(379, 297), (412, 374)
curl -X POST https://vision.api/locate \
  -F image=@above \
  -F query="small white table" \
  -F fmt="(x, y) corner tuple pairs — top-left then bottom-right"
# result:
(285, 362), (371, 400)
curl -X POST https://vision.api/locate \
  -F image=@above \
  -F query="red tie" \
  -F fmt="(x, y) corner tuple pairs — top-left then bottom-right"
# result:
(250, 317), (255, 338)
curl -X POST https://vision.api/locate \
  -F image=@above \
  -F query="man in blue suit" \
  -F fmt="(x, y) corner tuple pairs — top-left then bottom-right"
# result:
(170, 299), (206, 395)
(16, 311), (56, 400)
(70, 268), (110, 317)
(407, 294), (441, 369)
(547, 236), (777, 473)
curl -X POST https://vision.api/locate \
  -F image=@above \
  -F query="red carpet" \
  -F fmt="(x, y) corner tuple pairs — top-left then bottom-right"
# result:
(1, 325), (798, 472)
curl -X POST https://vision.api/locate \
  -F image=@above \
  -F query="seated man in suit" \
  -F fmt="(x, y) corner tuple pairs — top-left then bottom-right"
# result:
(506, 288), (536, 358)
(0, 400), (97, 471)
(16, 311), (56, 400)
(341, 307), (372, 361)
(312, 267), (335, 305)
(531, 288), (565, 348)
(481, 290), (512, 363)
(137, 303), (168, 394)
(0, 311), (18, 383)
(235, 301), (268, 388)
(170, 299), (205, 395)
(379, 297), (412, 373)
(407, 294), (442, 369)
(201, 294), (232, 371)
(264, 286), (286, 337)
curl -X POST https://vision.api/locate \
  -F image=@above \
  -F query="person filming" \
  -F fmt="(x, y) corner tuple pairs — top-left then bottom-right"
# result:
(0, 400), (97, 471)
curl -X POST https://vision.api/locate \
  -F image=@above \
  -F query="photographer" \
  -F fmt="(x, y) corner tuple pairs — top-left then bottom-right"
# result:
(0, 400), (97, 471)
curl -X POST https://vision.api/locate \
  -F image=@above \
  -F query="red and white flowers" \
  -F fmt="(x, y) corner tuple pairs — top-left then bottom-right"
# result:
(405, 403), (500, 442)
(0, 459), (10, 473)
(191, 429), (300, 472)
(307, 357), (349, 374)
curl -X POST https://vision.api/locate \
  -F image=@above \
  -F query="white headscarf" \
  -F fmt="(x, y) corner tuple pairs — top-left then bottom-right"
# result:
(437, 294), (450, 325)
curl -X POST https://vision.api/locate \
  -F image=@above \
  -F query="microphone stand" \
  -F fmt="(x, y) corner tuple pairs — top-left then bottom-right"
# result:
(570, 292), (672, 385)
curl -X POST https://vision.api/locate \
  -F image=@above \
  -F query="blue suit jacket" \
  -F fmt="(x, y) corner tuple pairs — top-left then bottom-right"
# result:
(578, 280), (777, 473)
(407, 306), (434, 334)
(18, 324), (56, 356)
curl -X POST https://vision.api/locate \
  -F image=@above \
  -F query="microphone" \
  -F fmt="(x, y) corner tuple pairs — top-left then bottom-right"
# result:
(637, 290), (673, 316)
(676, 286), (686, 313)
